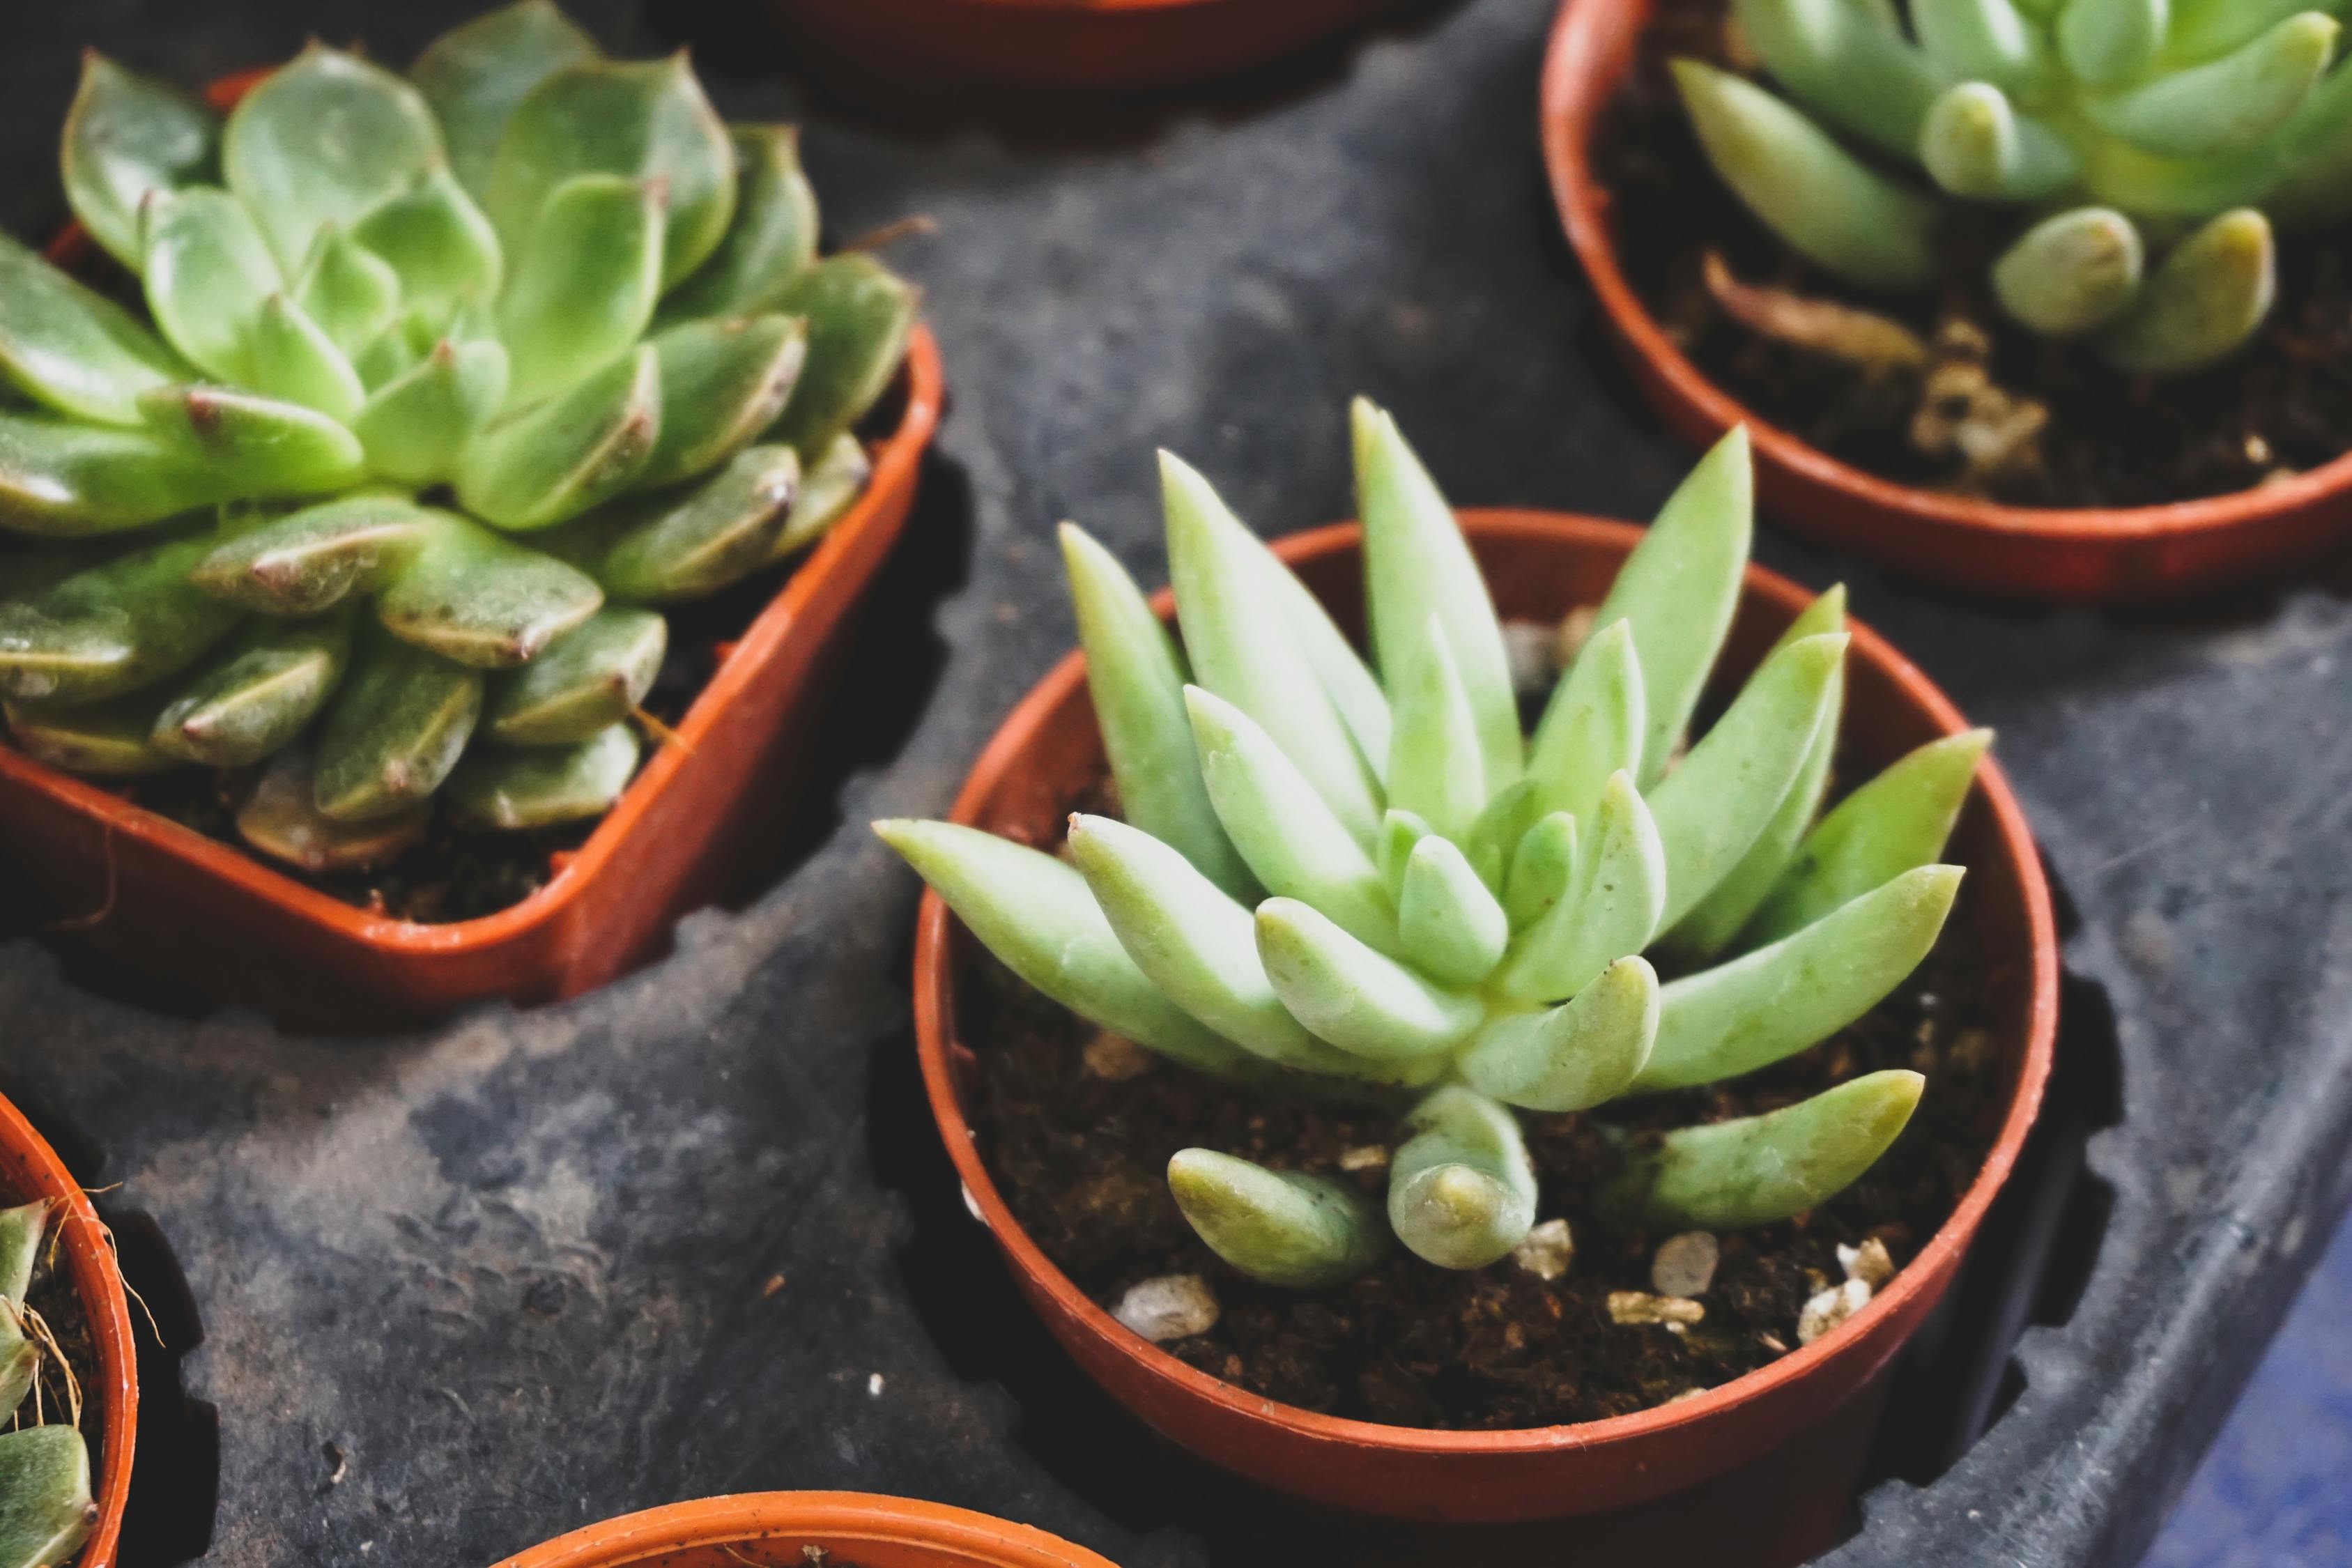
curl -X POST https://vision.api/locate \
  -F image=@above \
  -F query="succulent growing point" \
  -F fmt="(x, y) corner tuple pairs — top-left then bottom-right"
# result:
(1673, 0), (2352, 371)
(879, 405), (1990, 1288)
(0, 1), (916, 873)
(0, 1200), (97, 1568)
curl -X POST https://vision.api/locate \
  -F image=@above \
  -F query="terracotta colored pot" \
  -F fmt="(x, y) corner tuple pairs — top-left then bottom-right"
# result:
(486, 1492), (1119, 1568)
(912, 511), (2059, 1521)
(0, 1093), (137, 1568)
(774, 0), (1405, 90)
(1540, 0), (2352, 602)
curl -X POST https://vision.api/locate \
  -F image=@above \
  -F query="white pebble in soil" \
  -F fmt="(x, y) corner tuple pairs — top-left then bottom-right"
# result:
(1797, 1277), (1873, 1345)
(1608, 1290), (1705, 1328)
(1514, 1218), (1575, 1281)
(1839, 1236), (1896, 1289)
(1113, 1273), (1221, 1342)
(1650, 1231), (1721, 1298)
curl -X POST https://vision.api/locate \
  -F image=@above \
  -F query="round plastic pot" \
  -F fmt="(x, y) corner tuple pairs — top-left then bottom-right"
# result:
(1539, 0), (2352, 603)
(0, 1093), (137, 1568)
(774, 0), (1404, 89)
(912, 510), (2059, 1521)
(486, 1492), (1119, 1568)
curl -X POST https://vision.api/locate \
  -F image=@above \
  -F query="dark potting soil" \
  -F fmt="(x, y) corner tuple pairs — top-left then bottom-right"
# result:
(1593, 0), (2352, 510)
(964, 771), (2008, 1431)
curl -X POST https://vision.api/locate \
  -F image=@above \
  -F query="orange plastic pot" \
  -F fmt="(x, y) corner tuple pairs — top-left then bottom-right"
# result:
(0, 1093), (137, 1568)
(774, 0), (1406, 90)
(912, 511), (2059, 1521)
(486, 1492), (1119, 1568)
(1541, 0), (2352, 602)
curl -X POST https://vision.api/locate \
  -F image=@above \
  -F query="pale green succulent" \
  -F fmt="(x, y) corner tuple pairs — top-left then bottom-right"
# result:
(879, 406), (1989, 1288)
(0, 1), (915, 874)
(0, 1199), (97, 1568)
(1675, 0), (2352, 372)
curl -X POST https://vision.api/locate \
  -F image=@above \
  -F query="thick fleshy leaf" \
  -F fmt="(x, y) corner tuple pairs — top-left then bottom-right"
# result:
(1256, 543), (1392, 780)
(139, 185), (280, 381)
(1351, 399), (1521, 790)
(1385, 620), (1486, 841)
(1462, 778), (1542, 891)
(1166, 1149), (1385, 1289)
(63, 53), (220, 271)
(1730, 0), (1951, 155)
(293, 225), (402, 360)
(351, 338), (512, 484)
(2060, 0), (2171, 83)
(1919, 84), (2082, 199)
(544, 443), (797, 603)
(313, 629), (483, 820)
(376, 512), (604, 667)
(1396, 834), (1509, 986)
(762, 430), (868, 564)
(1633, 866), (1963, 1091)
(151, 609), (352, 767)
(0, 414), (224, 537)
(1254, 897), (1483, 1062)
(0, 1427), (97, 1568)
(1376, 807), (1436, 898)
(1912, 0), (2049, 85)
(0, 532), (240, 704)
(456, 343), (661, 529)
(483, 606), (665, 744)
(191, 495), (435, 614)
(247, 293), (365, 422)
(636, 313), (807, 489)
(411, 0), (603, 197)
(1993, 208), (2146, 335)
(658, 125), (820, 323)
(236, 744), (427, 870)
(496, 174), (663, 404)
(871, 818), (1267, 1082)
(224, 45), (444, 272)
(486, 56), (735, 289)
(1601, 1070), (1926, 1231)
(1502, 808), (1578, 929)
(2086, 11), (2339, 156)
(0, 1201), (46, 1305)
(2171, 0), (2335, 56)
(351, 167), (505, 320)
(1387, 1086), (1538, 1270)
(1496, 771), (1666, 1004)
(1587, 426), (1753, 784)
(8, 687), (180, 776)
(447, 721), (640, 828)
(136, 384), (367, 497)
(1459, 956), (1659, 1112)
(1061, 523), (1256, 900)
(0, 230), (190, 425)
(1527, 616), (1645, 826)
(2096, 208), (2277, 374)
(762, 255), (918, 456)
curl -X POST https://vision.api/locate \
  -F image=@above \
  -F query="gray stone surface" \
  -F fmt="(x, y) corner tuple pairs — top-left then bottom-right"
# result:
(1, 1), (2349, 1565)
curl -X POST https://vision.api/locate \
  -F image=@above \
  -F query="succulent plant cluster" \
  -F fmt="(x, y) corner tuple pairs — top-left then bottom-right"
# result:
(0, 1201), (95, 1568)
(881, 406), (1988, 1288)
(0, 1), (915, 874)
(1675, 0), (2352, 372)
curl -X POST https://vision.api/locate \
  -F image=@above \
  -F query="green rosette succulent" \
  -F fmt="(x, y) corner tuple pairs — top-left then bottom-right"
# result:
(879, 406), (1990, 1288)
(0, 1200), (96, 1568)
(0, 1), (916, 874)
(1675, 0), (2352, 372)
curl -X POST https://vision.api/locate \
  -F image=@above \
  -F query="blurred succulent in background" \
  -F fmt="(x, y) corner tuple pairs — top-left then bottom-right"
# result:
(0, 1200), (96, 1568)
(1673, 0), (2352, 373)
(0, 0), (915, 873)
(879, 406), (1988, 1288)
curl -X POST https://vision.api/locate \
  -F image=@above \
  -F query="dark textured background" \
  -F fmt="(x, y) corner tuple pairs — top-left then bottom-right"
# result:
(2, 1), (2349, 1565)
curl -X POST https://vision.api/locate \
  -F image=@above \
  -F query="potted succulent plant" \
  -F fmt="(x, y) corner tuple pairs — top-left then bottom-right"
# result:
(886, 404), (2056, 1519)
(1543, 0), (2352, 599)
(487, 1492), (1117, 1568)
(0, 1), (942, 1027)
(0, 1095), (136, 1568)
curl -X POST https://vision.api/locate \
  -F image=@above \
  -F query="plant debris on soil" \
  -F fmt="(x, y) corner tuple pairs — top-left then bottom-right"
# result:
(1594, 0), (2352, 510)
(963, 764), (2008, 1431)
(13, 1198), (105, 1475)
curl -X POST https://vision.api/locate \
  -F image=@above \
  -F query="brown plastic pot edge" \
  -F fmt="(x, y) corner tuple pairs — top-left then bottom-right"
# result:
(0, 1094), (137, 1568)
(912, 512), (2060, 1521)
(1539, 0), (2352, 602)
(485, 1491), (1120, 1568)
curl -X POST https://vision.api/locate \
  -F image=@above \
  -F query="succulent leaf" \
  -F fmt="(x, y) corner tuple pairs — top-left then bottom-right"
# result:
(0, 531), (241, 703)
(1459, 956), (1660, 1112)
(1502, 808), (1579, 929)
(63, 53), (220, 272)
(1388, 1086), (1539, 1269)
(1914, 0), (2052, 86)
(0, 1201), (45, 1307)
(482, 606), (665, 745)
(764, 431), (871, 564)
(1496, 770), (1666, 1004)
(236, 744), (429, 870)
(313, 626), (482, 820)
(248, 293), (366, 422)
(136, 384), (366, 497)
(293, 225), (403, 360)
(191, 495), (435, 614)
(351, 338), (512, 484)
(1462, 778), (1544, 891)
(1376, 807), (1436, 896)
(1167, 1148), (1387, 1289)
(410, 0), (603, 197)
(1920, 82), (2084, 197)
(1992, 206), (2148, 332)
(1254, 897), (1483, 1063)
(139, 185), (281, 381)
(1394, 834), (1510, 985)
(0, 1427), (97, 1568)
(2061, 0), (2173, 84)
(0, 231), (191, 425)
(7, 687), (180, 777)
(0, 413), (223, 536)
(1528, 617), (1646, 827)
(637, 314), (808, 490)
(447, 721), (639, 827)
(2083, 10), (2339, 156)
(223, 46), (445, 273)
(375, 512), (604, 667)
(2096, 206), (2277, 370)
(151, 608), (353, 766)
(456, 342), (661, 529)
(544, 443), (799, 603)
(350, 168), (505, 321)
(760, 255), (919, 456)
(1254, 533), (1394, 776)
(2170, 0), (2340, 56)
(497, 173), (665, 405)
(1731, 0), (1954, 154)
(1384, 617), (1486, 841)
(658, 125), (820, 323)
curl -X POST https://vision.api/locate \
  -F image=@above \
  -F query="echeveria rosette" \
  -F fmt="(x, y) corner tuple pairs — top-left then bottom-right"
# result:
(1675, 0), (2352, 374)
(877, 405), (1991, 1290)
(0, 1), (916, 875)
(0, 1199), (97, 1568)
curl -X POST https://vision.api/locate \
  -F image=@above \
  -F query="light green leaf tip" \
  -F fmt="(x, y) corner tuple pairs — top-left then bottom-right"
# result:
(1167, 1148), (1387, 1289)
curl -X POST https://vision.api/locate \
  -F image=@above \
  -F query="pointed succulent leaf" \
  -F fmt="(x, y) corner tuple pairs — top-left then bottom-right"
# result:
(1672, 61), (1939, 291)
(293, 225), (402, 360)
(1634, 866), (1962, 1091)
(1376, 807), (1435, 897)
(223, 45), (444, 272)
(63, 53), (220, 271)
(543, 443), (797, 603)
(352, 338), (512, 484)
(139, 185), (279, 381)
(1460, 956), (1660, 1112)
(457, 343), (661, 529)
(487, 56), (735, 289)
(2084, 12), (2339, 156)
(412, 0), (603, 197)
(1502, 808), (1579, 929)
(498, 174), (665, 405)
(0, 1201), (45, 1306)
(2169, 0), (2337, 57)
(1385, 617), (1486, 841)
(484, 607), (665, 746)
(1387, 1086), (1539, 1270)
(1254, 897), (1483, 1062)
(2061, 0), (2174, 84)
(351, 167), (505, 317)
(1913, 0), (2050, 85)
(762, 255), (918, 458)
(447, 721), (640, 828)
(136, 384), (366, 497)
(1497, 771), (1666, 1004)
(313, 627), (483, 820)
(1729, 0), (1951, 155)
(0, 531), (241, 703)
(1395, 835), (1510, 986)
(1163, 454), (1383, 841)
(1994, 208), (2147, 334)
(636, 313), (808, 489)
(1462, 778), (1542, 891)
(0, 413), (227, 536)
(247, 293), (365, 422)
(1601, 1070), (1926, 1230)
(0, 230), (190, 425)
(658, 125), (820, 323)
(376, 512), (604, 667)
(1060, 523), (1256, 900)
(1255, 541), (1392, 777)
(191, 494), (435, 614)
(1528, 616), (1646, 825)
(1746, 728), (1992, 945)
(872, 818), (1269, 1082)
(1919, 83), (2083, 199)
(762, 431), (869, 565)
(7, 688), (180, 777)
(151, 608), (353, 767)
(236, 743), (427, 870)
(1166, 1149), (1385, 1289)
(0, 1427), (96, 1568)
(2096, 207), (2276, 372)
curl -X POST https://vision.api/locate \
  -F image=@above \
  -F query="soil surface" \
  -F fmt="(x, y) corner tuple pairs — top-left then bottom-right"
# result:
(1594, 0), (2352, 510)
(964, 763), (2007, 1431)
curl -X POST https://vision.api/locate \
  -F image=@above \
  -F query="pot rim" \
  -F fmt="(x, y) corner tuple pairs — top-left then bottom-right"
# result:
(914, 508), (2059, 1459)
(0, 1093), (138, 1568)
(1537, 0), (2352, 546)
(485, 1491), (1119, 1568)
